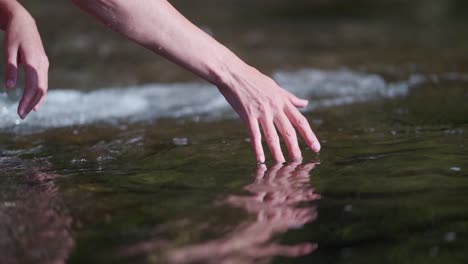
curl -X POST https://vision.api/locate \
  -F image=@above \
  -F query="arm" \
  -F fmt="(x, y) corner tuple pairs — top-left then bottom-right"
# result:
(1, 0), (48, 119)
(72, 0), (321, 163)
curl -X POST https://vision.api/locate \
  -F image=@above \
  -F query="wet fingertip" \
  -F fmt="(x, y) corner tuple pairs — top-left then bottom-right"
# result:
(291, 155), (303, 163)
(257, 156), (265, 164)
(312, 141), (321, 152)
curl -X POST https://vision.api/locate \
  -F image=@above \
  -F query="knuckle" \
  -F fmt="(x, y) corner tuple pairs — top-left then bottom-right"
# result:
(296, 115), (308, 127)
(246, 104), (264, 116)
(266, 134), (278, 144)
(256, 103), (267, 113)
(284, 128), (295, 139)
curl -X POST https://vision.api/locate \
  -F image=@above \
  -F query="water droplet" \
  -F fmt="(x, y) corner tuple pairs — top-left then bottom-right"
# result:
(173, 137), (188, 146)
(450, 167), (461, 172)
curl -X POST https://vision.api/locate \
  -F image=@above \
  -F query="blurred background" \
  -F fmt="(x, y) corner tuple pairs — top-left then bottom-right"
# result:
(4, 0), (468, 89)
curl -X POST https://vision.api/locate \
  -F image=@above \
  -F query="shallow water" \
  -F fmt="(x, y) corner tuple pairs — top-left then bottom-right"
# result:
(1, 71), (467, 264)
(1, 1), (468, 263)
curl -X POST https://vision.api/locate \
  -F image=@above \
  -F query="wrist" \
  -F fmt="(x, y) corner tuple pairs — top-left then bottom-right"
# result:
(209, 49), (251, 89)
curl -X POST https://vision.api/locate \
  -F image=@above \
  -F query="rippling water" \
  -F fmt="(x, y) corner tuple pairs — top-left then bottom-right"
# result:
(1, 69), (467, 264)
(0, 69), (429, 131)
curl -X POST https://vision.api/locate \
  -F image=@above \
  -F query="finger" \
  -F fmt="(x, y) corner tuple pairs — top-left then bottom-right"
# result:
(274, 113), (302, 162)
(260, 117), (285, 164)
(285, 106), (321, 152)
(254, 163), (267, 181)
(29, 90), (43, 113)
(18, 65), (39, 119)
(4, 46), (18, 89)
(285, 90), (308, 108)
(33, 60), (48, 111)
(247, 117), (265, 163)
(33, 94), (45, 111)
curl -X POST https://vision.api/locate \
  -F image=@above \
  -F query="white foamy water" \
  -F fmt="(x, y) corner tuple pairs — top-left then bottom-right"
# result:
(0, 68), (429, 130)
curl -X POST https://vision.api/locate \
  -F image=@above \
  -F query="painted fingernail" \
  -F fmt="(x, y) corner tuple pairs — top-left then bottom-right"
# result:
(312, 141), (321, 152)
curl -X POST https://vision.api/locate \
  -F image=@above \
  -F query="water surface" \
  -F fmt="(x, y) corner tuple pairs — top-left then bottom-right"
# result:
(1, 1), (468, 263)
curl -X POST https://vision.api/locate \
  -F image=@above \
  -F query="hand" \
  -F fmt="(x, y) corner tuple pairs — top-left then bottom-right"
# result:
(3, 4), (49, 119)
(218, 65), (321, 163)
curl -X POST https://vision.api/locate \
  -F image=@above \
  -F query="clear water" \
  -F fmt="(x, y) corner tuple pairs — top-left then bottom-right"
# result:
(1, 1), (468, 263)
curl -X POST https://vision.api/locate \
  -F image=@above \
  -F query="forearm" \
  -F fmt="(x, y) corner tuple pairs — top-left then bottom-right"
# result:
(71, 0), (246, 86)
(72, 0), (321, 163)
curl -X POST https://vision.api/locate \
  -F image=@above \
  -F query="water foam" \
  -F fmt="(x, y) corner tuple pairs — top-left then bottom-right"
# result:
(0, 69), (428, 130)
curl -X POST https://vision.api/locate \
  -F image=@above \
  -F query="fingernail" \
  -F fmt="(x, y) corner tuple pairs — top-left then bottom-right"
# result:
(312, 141), (321, 152)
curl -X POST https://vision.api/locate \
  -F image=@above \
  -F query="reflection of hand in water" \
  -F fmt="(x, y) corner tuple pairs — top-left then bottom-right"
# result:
(0, 165), (74, 264)
(165, 162), (320, 264)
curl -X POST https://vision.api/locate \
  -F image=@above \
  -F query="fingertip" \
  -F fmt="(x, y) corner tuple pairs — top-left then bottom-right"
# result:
(287, 92), (309, 108)
(312, 141), (321, 152)
(291, 155), (303, 163)
(257, 154), (265, 164)
(296, 99), (309, 108)
(18, 111), (27, 120)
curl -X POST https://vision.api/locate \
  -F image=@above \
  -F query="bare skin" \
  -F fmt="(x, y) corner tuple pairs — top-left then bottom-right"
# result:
(0, 0), (49, 118)
(1, 0), (321, 163)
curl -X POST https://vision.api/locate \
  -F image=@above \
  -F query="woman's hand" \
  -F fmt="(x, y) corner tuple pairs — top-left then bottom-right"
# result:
(218, 65), (321, 163)
(2, 1), (48, 119)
